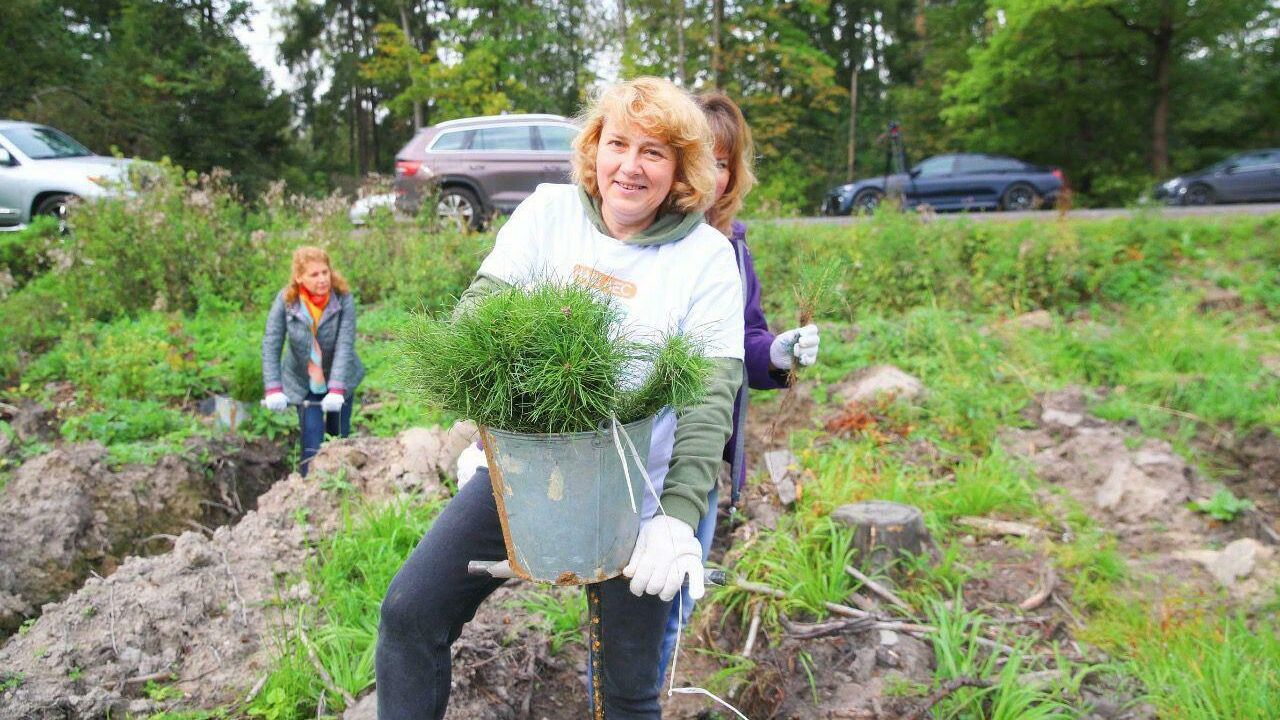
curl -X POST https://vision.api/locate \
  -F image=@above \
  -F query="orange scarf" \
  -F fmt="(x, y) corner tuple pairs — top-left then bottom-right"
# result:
(299, 286), (330, 325)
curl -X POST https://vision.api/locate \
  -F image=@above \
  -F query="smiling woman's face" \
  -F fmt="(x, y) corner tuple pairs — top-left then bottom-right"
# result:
(594, 116), (677, 239)
(296, 261), (331, 297)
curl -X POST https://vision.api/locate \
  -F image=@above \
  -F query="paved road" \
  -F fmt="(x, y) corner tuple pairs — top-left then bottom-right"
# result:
(783, 202), (1280, 225)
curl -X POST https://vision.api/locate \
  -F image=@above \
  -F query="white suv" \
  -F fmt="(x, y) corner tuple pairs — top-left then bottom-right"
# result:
(0, 120), (133, 231)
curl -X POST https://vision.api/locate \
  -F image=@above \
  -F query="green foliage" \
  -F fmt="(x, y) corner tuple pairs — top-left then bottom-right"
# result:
(1105, 612), (1280, 718)
(251, 498), (442, 719)
(0, 216), (60, 293)
(1189, 488), (1256, 522)
(512, 588), (587, 654)
(400, 282), (712, 433)
(926, 601), (1074, 719)
(0, 672), (22, 691)
(4, 0), (291, 193)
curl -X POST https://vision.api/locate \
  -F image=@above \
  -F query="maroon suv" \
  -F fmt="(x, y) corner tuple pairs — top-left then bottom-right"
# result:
(393, 113), (579, 229)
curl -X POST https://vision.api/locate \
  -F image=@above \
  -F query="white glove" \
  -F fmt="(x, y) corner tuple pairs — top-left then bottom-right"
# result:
(769, 324), (820, 370)
(455, 443), (488, 488)
(320, 392), (345, 413)
(262, 391), (289, 412)
(623, 515), (705, 602)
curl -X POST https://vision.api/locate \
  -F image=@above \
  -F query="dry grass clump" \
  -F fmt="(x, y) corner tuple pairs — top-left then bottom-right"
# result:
(399, 282), (713, 433)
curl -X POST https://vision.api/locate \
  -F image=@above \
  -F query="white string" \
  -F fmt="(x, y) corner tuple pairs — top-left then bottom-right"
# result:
(610, 416), (753, 720)
(609, 415), (639, 514)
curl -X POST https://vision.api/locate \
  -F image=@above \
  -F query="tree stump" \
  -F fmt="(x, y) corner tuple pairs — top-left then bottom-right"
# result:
(831, 501), (931, 575)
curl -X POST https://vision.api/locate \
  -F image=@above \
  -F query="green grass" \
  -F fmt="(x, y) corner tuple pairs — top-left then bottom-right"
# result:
(250, 497), (442, 718)
(1092, 611), (1280, 719)
(926, 601), (1075, 720)
(511, 587), (588, 654)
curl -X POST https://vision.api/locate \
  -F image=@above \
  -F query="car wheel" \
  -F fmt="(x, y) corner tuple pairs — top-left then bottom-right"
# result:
(853, 189), (883, 215)
(1000, 183), (1040, 212)
(436, 187), (483, 231)
(1183, 183), (1215, 206)
(34, 193), (72, 233)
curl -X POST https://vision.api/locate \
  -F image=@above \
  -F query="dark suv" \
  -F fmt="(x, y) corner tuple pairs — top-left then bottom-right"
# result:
(393, 114), (578, 229)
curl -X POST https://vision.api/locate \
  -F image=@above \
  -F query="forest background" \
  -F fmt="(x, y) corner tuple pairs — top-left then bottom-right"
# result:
(2, 0), (1278, 211)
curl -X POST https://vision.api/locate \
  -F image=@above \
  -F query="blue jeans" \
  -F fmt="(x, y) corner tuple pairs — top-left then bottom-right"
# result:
(297, 391), (352, 476)
(654, 483), (718, 686)
(378, 469), (670, 719)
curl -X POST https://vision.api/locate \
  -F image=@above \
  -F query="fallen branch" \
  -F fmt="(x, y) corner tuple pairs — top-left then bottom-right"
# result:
(956, 516), (1040, 539)
(218, 547), (249, 626)
(299, 626), (356, 707)
(900, 677), (996, 720)
(741, 604), (763, 658)
(845, 564), (912, 613)
(242, 674), (270, 705)
(733, 578), (1017, 655)
(1019, 566), (1057, 611)
(779, 613), (875, 639)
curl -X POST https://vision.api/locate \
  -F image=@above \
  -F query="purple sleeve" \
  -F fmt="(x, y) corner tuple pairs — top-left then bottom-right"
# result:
(734, 223), (789, 391)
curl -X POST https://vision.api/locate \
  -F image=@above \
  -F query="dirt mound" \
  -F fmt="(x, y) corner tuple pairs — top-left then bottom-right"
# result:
(0, 425), (473, 719)
(0, 436), (286, 634)
(1001, 387), (1279, 598)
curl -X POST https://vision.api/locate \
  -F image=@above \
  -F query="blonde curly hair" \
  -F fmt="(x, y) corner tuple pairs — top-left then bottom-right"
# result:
(571, 77), (717, 215)
(284, 246), (349, 303)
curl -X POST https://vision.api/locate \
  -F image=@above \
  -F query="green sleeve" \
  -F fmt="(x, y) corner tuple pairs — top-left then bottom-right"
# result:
(452, 272), (512, 319)
(659, 357), (743, 529)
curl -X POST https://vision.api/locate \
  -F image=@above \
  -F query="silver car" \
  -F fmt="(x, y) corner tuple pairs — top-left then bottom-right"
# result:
(0, 120), (132, 231)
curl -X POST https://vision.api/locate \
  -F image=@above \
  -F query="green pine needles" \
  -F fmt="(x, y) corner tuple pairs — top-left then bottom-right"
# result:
(399, 282), (713, 434)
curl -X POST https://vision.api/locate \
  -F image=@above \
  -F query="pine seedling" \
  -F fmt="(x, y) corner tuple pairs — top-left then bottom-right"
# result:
(616, 333), (715, 423)
(399, 282), (712, 434)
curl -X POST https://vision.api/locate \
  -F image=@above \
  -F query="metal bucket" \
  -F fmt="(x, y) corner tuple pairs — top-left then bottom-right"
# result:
(479, 417), (653, 585)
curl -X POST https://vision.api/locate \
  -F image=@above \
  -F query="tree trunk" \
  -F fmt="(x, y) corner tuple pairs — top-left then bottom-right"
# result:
(1151, 21), (1173, 178)
(847, 65), (858, 182)
(832, 501), (931, 576)
(711, 0), (723, 88)
(399, 2), (423, 131)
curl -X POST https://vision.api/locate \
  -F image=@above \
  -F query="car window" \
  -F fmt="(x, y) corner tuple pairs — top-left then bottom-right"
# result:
(956, 156), (1022, 173)
(0, 126), (92, 159)
(914, 156), (954, 177)
(1231, 152), (1271, 169)
(537, 125), (577, 152)
(429, 130), (469, 151)
(474, 126), (534, 151)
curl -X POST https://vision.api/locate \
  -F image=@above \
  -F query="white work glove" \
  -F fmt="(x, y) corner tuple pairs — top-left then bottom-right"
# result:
(320, 392), (345, 413)
(262, 391), (289, 413)
(455, 443), (488, 489)
(623, 515), (705, 602)
(769, 324), (820, 370)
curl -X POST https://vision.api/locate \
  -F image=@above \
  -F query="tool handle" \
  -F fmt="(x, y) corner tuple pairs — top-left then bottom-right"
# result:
(466, 560), (730, 586)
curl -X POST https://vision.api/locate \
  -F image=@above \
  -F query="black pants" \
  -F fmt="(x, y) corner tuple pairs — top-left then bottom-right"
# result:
(376, 470), (671, 719)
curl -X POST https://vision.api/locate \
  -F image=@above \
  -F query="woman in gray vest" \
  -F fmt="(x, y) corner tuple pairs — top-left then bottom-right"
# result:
(261, 245), (365, 475)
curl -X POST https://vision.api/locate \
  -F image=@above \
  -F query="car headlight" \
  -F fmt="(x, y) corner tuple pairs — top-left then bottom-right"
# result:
(1161, 179), (1181, 190)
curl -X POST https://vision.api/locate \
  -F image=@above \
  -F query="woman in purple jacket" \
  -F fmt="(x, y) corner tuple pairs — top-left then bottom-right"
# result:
(652, 92), (821, 680)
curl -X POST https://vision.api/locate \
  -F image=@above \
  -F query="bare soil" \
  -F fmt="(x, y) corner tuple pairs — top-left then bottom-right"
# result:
(0, 435), (285, 635)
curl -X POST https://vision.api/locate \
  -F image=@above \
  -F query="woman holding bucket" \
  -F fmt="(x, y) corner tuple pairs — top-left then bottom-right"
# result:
(261, 246), (365, 476)
(649, 91), (822, 682)
(377, 77), (743, 719)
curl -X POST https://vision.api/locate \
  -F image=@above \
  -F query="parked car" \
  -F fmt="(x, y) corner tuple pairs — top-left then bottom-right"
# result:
(0, 120), (133, 231)
(822, 153), (1064, 215)
(1153, 149), (1280, 205)
(392, 113), (579, 230)
(348, 192), (397, 226)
